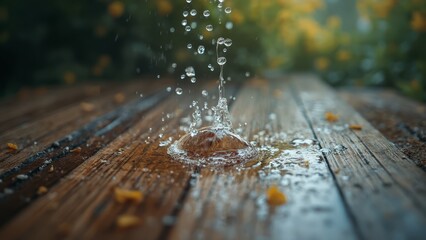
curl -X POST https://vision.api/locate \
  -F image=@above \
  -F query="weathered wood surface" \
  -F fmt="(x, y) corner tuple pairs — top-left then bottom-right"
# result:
(0, 75), (425, 240)
(338, 88), (426, 170)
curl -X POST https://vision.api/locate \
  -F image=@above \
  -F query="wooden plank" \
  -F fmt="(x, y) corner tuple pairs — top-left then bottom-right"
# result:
(168, 78), (357, 239)
(0, 82), (229, 239)
(0, 85), (170, 225)
(291, 74), (426, 239)
(0, 93), (192, 239)
(338, 88), (426, 170)
(0, 83), (106, 133)
(1, 75), (424, 239)
(0, 79), (171, 174)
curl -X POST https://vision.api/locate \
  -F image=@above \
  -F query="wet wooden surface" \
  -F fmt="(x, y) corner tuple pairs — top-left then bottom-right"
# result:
(338, 88), (426, 171)
(0, 75), (425, 240)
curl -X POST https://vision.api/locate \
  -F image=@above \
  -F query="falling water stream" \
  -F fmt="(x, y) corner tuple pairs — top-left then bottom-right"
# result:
(167, 36), (258, 166)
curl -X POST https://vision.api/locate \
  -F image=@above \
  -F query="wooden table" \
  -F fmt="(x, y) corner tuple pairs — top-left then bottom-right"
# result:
(0, 75), (425, 239)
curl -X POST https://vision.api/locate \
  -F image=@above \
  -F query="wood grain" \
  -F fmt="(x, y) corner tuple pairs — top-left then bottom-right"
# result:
(338, 88), (426, 170)
(291, 74), (426, 239)
(169, 78), (357, 240)
(0, 75), (425, 240)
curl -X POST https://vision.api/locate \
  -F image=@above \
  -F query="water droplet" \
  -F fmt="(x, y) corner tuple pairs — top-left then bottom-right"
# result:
(183, 11), (189, 17)
(190, 9), (197, 16)
(157, 75), (160, 79)
(203, 10), (210, 17)
(181, 74), (185, 79)
(223, 48), (227, 53)
(202, 90), (208, 96)
(224, 38), (232, 47)
(166, 87), (172, 92)
(245, 72), (250, 77)
(187, 43), (192, 49)
(217, 37), (225, 45)
(199, 35), (204, 40)
(140, 93), (144, 97)
(191, 77), (196, 83)
(197, 45), (205, 54)
(182, 19), (187, 26)
(206, 25), (213, 31)
(175, 88), (183, 95)
(172, 63), (177, 68)
(185, 66), (196, 77)
(170, 27), (175, 33)
(186, 0), (192, 3)
(185, 26), (191, 32)
(217, 57), (226, 66)
(225, 7), (232, 14)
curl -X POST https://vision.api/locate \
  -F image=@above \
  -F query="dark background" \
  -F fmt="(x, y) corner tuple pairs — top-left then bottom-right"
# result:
(0, 0), (425, 100)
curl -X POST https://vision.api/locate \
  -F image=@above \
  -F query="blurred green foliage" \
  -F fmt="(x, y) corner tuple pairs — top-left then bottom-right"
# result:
(0, 0), (425, 101)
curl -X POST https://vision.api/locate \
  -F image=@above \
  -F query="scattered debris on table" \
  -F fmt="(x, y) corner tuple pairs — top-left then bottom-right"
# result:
(325, 112), (339, 122)
(114, 92), (126, 104)
(80, 102), (95, 112)
(37, 186), (48, 195)
(114, 188), (143, 204)
(266, 185), (287, 206)
(70, 147), (82, 153)
(116, 214), (141, 229)
(6, 143), (18, 151)
(349, 124), (362, 130)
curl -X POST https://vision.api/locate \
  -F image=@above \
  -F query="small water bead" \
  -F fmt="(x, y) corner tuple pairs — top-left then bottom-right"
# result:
(187, 43), (192, 49)
(185, 26), (191, 32)
(180, 74), (185, 79)
(190, 9), (197, 16)
(217, 57), (227, 66)
(186, 0), (191, 3)
(191, 77), (196, 83)
(203, 10), (210, 17)
(185, 66), (196, 77)
(166, 87), (172, 92)
(191, 22), (197, 29)
(170, 27), (175, 33)
(197, 45), (205, 54)
(245, 72), (250, 77)
(182, 19), (187, 26)
(223, 48), (227, 53)
(225, 7), (232, 14)
(224, 38), (232, 47)
(199, 35), (204, 40)
(183, 11), (189, 17)
(175, 88), (183, 95)
(206, 25), (213, 31)
(202, 90), (208, 96)
(157, 75), (160, 79)
(172, 63), (177, 68)
(217, 37), (225, 45)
